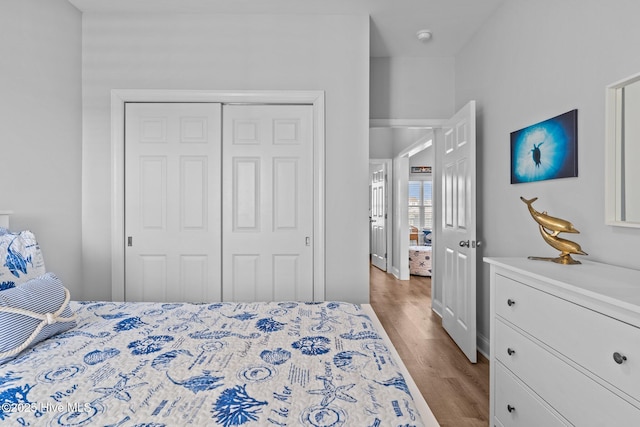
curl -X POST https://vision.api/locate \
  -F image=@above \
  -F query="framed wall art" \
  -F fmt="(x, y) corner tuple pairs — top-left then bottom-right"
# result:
(510, 109), (578, 184)
(411, 166), (432, 174)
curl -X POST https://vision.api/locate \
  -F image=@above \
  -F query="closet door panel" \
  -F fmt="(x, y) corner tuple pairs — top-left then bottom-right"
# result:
(222, 105), (314, 302)
(125, 103), (222, 302)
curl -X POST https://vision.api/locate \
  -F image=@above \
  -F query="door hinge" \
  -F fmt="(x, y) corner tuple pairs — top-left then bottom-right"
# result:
(128, 236), (133, 247)
(385, 253), (387, 259)
(305, 236), (311, 246)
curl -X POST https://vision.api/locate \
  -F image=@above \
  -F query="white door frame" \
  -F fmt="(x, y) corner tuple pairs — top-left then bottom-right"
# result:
(110, 89), (326, 302)
(369, 158), (393, 272)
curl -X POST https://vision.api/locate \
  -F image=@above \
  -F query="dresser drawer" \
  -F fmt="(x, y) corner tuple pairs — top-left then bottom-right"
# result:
(495, 273), (640, 401)
(494, 361), (568, 427)
(495, 319), (640, 425)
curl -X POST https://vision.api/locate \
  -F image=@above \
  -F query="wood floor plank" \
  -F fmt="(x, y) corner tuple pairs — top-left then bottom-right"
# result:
(369, 264), (490, 426)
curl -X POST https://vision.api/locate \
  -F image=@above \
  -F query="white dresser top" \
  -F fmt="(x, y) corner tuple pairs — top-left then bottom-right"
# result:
(484, 257), (640, 319)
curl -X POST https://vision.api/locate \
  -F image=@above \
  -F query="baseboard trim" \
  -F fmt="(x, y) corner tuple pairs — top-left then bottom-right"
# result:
(431, 299), (443, 317)
(477, 332), (490, 359)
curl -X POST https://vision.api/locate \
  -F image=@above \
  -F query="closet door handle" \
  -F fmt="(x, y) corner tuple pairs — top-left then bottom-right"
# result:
(507, 299), (516, 307)
(507, 404), (516, 413)
(507, 348), (516, 356)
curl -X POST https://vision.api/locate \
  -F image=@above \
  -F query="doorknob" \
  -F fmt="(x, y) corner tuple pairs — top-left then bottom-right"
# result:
(459, 240), (470, 248)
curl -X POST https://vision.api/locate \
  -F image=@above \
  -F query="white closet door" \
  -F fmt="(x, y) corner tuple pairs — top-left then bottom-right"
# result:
(125, 103), (222, 302)
(222, 105), (314, 302)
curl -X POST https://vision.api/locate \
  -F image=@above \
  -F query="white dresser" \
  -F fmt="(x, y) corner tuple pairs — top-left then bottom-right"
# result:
(484, 257), (640, 426)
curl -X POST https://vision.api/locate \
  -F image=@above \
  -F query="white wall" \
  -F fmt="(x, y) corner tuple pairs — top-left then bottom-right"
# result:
(392, 155), (409, 278)
(409, 146), (433, 169)
(0, 0), (82, 296)
(391, 128), (433, 157)
(81, 13), (370, 302)
(456, 0), (640, 349)
(370, 128), (394, 159)
(371, 57), (455, 120)
(370, 127), (433, 160)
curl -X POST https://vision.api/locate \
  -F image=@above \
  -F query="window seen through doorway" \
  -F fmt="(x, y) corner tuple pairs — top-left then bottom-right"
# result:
(408, 180), (432, 230)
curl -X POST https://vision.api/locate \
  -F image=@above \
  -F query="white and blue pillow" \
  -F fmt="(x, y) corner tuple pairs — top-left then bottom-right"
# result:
(0, 272), (76, 365)
(0, 230), (46, 291)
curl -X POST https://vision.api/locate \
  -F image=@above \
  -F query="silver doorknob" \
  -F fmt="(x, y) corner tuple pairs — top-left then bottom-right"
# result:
(459, 240), (470, 248)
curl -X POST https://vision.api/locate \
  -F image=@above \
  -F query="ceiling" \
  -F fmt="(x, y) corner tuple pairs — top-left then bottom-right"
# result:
(67, 0), (504, 57)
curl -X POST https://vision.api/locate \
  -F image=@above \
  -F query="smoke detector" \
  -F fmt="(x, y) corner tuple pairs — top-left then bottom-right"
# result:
(416, 29), (432, 42)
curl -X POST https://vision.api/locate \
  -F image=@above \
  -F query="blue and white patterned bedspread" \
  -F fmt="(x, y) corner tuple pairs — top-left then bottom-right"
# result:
(0, 301), (425, 426)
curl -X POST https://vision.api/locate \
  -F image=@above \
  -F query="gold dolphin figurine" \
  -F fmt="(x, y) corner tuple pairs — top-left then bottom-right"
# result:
(520, 196), (579, 236)
(521, 196), (587, 265)
(537, 225), (588, 257)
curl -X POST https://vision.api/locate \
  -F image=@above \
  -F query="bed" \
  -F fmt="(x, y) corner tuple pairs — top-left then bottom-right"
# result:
(409, 246), (432, 277)
(0, 228), (438, 426)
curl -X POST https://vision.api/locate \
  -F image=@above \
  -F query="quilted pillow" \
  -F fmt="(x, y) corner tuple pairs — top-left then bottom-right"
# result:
(0, 273), (76, 365)
(0, 230), (46, 290)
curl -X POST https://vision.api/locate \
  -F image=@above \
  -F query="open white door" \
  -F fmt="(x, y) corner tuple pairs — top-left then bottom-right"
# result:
(370, 162), (387, 271)
(439, 101), (477, 363)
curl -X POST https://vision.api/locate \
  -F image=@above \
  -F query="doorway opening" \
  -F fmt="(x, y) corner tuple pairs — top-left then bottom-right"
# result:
(369, 101), (478, 363)
(369, 127), (435, 272)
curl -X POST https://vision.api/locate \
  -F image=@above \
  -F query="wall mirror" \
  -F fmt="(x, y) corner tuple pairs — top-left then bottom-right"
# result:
(605, 72), (640, 227)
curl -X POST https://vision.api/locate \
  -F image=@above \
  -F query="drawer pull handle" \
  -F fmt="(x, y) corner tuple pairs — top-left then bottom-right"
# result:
(507, 299), (516, 307)
(507, 348), (516, 356)
(613, 352), (628, 364)
(507, 404), (516, 413)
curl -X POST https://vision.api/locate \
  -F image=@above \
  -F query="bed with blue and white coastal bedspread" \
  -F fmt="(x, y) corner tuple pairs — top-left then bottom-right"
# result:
(0, 300), (429, 426)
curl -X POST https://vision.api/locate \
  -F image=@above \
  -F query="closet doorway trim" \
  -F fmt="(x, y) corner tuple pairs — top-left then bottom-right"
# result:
(110, 89), (326, 302)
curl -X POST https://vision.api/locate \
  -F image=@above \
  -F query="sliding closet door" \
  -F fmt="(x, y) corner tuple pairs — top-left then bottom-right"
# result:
(222, 105), (314, 302)
(124, 103), (222, 302)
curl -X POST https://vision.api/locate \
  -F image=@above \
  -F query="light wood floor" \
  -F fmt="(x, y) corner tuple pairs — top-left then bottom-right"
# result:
(369, 264), (490, 427)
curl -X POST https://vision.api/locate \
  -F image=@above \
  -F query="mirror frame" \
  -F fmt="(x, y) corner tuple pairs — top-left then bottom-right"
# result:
(605, 71), (640, 228)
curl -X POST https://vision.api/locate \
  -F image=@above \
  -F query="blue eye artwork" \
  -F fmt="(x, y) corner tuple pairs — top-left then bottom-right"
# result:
(510, 109), (578, 184)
